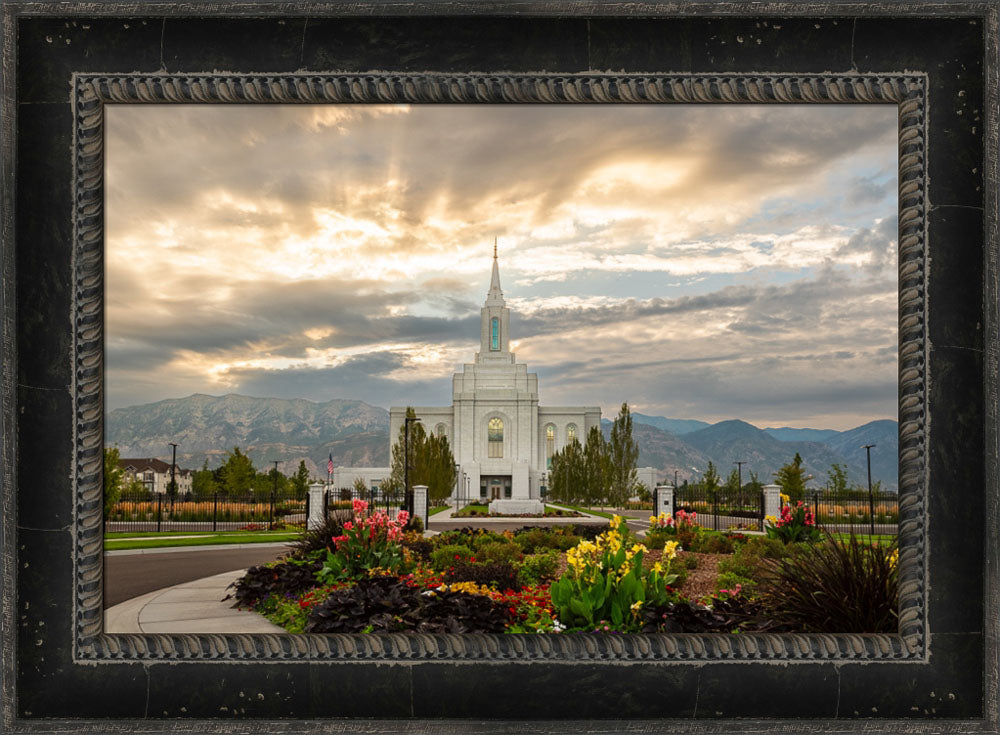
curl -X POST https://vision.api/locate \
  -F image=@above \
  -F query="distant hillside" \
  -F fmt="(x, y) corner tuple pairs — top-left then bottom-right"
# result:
(631, 414), (710, 436)
(106, 393), (389, 476)
(764, 426), (841, 443)
(107, 394), (897, 490)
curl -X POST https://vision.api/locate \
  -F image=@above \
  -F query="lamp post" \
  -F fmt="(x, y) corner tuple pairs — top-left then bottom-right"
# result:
(673, 469), (678, 489)
(404, 416), (421, 515)
(862, 444), (876, 535)
(454, 463), (460, 508)
(168, 442), (178, 507)
(271, 460), (280, 527)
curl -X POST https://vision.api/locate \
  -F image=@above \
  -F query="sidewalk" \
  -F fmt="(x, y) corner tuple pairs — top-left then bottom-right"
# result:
(104, 568), (284, 634)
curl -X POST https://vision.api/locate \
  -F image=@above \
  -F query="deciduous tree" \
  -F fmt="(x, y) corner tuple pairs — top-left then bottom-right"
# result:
(607, 402), (639, 508)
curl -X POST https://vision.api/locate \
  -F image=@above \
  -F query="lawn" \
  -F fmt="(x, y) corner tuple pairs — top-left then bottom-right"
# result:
(105, 530), (301, 551)
(547, 502), (615, 519)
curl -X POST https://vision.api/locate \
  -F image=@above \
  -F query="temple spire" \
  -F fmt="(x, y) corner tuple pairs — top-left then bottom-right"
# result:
(488, 238), (502, 297)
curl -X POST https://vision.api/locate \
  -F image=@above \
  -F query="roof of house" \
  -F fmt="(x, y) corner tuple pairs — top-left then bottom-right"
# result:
(118, 458), (187, 474)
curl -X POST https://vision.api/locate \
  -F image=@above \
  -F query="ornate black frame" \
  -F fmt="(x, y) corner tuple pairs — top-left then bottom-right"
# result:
(3, 1), (998, 731)
(74, 72), (929, 663)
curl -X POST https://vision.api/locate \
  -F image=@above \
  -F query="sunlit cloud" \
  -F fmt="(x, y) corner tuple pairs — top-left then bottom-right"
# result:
(105, 103), (898, 429)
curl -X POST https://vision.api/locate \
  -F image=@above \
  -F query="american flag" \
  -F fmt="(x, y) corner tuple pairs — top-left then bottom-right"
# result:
(327, 453), (334, 475)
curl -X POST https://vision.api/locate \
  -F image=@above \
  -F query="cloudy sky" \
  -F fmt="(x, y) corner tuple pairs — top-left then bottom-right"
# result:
(106, 103), (898, 430)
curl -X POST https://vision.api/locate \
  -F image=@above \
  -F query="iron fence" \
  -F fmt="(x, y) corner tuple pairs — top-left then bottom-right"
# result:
(318, 485), (406, 523)
(106, 491), (306, 533)
(808, 490), (899, 536)
(673, 486), (765, 531)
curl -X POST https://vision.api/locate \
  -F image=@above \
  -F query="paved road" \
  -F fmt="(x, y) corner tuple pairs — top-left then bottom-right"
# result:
(103, 545), (291, 608)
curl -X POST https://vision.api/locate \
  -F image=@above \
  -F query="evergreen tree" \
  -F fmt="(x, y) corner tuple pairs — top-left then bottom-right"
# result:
(607, 402), (640, 507)
(192, 459), (217, 498)
(773, 452), (811, 501)
(549, 438), (586, 505)
(825, 463), (849, 497)
(388, 408), (456, 503)
(103, 447), (124, 518)
(290, 460), (310, 498)
(583, 425), (609, 507)
(219, 447), (255, 496)
(702, 461), (721, 497)
(723, 468), (741, 494)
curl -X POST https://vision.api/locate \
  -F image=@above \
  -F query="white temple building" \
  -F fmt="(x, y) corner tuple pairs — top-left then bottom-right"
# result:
(334, 247), (657, 513)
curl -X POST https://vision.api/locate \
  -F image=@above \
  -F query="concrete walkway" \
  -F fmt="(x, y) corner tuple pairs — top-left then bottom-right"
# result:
(104, 568), (284, 634)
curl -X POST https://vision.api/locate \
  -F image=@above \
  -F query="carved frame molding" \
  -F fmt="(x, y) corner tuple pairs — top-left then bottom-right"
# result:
(72, 71), (928, 664)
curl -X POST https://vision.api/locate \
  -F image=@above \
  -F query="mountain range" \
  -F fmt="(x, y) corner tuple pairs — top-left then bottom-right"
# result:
(106, 393), (898, 491)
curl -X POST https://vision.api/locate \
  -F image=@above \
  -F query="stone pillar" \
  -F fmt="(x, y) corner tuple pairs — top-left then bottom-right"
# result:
(413, 484), (428, 529)
(763, 484), (782, 521)
(307, 481), (325, 530)
(655, 484), (674, 519)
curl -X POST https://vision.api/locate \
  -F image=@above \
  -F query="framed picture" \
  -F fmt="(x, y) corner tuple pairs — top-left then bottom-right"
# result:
(2, 1), (997, 732)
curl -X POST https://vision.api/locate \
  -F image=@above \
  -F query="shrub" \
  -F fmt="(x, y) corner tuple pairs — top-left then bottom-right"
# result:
(683, 554), (699, 570)
(429, 544), (475, 571)
(517, 550), (560, 586)
(643, 527), (674, 550)
(513, 527), (580, 553)
(305, 576), (509, 634)
(446, 561), (521, 591)
(288, 514), (344, 558)
(757, 533), (899, 632)
(476, 541), (523, 565)
(226, 558), (323, 608)
(688, 531), (735, 555)
(714, 570), (755, 597)
(401, 533), (434, 562)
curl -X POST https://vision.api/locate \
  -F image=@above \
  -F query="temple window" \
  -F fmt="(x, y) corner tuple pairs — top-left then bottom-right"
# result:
(490, 317), (499, 350)
(545, 424), (555, 468)
(488, 417), (504, 458)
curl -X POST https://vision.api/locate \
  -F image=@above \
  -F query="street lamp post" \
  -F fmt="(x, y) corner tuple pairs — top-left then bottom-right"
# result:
(271, 460), (280, 527)
(168, 442), (178, 508)
(862, 444), (877, 535)
(673, 469), (678, 489)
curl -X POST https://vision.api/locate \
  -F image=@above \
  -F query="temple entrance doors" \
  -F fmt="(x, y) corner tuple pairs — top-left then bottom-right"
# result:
(481, 475), (512, 500)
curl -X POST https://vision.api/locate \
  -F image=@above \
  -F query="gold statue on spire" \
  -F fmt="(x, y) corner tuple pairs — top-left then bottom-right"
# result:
(494, 236), (498, 259)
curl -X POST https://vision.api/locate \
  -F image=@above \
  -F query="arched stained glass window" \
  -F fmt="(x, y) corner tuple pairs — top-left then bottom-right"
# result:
(545, 424), (555, 469)
(566, 424), (577, 444)
(488, 417), (504, 458)
(436, 423), (446, 438)
(490, 317), (499, 350)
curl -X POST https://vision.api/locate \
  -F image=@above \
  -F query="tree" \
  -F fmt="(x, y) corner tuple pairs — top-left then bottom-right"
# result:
(192, 459), (217, 498)
(549, 438), (586, 505)
(388, 408), (456, 503)
(219, 447), (255, 496)
(746, 470), (763, 495)
(774, 452), (812, 502)
(352, 476), (370, 500)
(607, 402), (640, 508)
(723, 468), (741, 494)
(290, 460), (310, 498)
(103, 447), (124, 518)
(701, 461), (721, 496)
(582, 425), (610, 506)
(825, 463), (849, 497)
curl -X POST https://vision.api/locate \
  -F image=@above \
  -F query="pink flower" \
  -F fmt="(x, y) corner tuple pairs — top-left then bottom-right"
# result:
(397, 510), (410, 524)
(343, 520), (353, 531)
(352, 498), (368, 513)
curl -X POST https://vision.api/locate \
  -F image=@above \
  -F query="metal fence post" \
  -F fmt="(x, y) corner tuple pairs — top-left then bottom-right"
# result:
(156, 493), (162, 533)
(213, 492), (218, 532)
(813, 492), (819, 532)
(713, 491), (718, 531)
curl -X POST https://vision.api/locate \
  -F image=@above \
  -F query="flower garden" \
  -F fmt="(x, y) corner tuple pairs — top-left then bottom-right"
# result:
(228, 499), (900, 635)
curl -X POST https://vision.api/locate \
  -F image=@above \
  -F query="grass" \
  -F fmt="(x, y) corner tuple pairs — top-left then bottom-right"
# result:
(547, 502), (615, 519)
(105, 531), (302, 551)
(453, 503), (491, 517)
(429, 505), (451, 516)
(828, 532), (897, 546)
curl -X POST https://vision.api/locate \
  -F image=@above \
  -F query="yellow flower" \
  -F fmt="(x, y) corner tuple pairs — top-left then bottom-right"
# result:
(649, 516), (658, 525)
(765, 514), (778, 525)
(652, 562), (664, 574)
(780, 493), (790, 503)
(630, 600), (643, 615)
